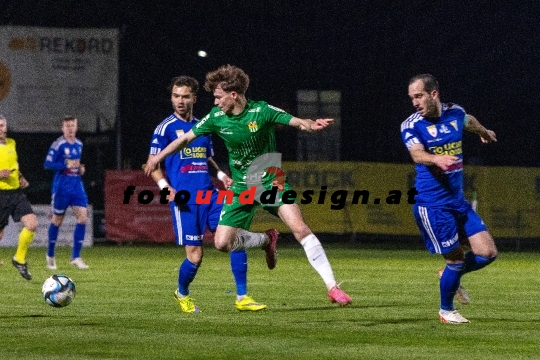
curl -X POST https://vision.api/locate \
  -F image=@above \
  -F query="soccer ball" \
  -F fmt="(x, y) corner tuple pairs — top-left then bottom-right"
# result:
(42, 274), (76, 307)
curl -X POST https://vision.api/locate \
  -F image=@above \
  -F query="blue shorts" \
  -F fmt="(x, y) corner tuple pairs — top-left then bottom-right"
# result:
(413, 201), (487, 254)
(51, 183), (88, 215)
(170, 190), (222, 246)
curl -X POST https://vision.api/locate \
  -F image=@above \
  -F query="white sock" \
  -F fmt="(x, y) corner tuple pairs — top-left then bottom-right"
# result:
(230, 230), (268, 250)
(300, 234), (336, 290)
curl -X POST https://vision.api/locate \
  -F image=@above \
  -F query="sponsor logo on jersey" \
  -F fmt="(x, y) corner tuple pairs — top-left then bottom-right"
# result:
(180, 164), (208, 173)
(248, 107), (261, 113)
(428, 141), (463, 156)
(427, 125), (437, 137)
(248, 121), (258, 132)
(440, 124), (451, 134)
(181, 147), (207, 159)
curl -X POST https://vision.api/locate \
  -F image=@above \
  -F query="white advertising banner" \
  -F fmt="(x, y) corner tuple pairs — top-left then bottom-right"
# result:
(0, 205), (93, 247)
(0, 26), (118, 132)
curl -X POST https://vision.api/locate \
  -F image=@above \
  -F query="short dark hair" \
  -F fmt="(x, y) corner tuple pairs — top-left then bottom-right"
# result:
(409, 74), (439, 93)
(63, 115), (77, 122)
(204, 64), (250, 94)
(169, 76), (199, 94)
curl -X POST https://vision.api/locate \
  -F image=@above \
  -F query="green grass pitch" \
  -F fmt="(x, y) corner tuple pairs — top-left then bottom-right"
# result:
(1, 243), (539, 359)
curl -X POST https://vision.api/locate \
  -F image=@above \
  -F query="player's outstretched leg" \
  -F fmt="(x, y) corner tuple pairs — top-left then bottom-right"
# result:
(301, 234), (351, 306)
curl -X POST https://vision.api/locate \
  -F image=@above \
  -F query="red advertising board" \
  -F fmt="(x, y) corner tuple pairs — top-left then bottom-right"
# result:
(105, 170), (175, 243)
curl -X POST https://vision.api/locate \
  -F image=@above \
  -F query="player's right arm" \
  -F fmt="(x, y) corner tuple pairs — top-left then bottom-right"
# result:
(409, 143), (458, 171)
(144, 129), (197, 176)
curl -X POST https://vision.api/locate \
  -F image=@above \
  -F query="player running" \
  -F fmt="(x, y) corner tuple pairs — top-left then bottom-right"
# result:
(401, 74), (498, 323)
(0, 115), (38, 280)
(145, 65), (352, 306)
(147, 75), (277, 312)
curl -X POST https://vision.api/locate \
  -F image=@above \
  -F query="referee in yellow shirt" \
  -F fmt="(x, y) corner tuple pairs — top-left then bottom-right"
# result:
(0, 115), (38, 280)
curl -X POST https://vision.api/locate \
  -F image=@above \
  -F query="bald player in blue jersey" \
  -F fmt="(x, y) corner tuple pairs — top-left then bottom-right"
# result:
(401, 74), (498, 324)
(147, 76), (277, 313)
(44, 115), (89, 270)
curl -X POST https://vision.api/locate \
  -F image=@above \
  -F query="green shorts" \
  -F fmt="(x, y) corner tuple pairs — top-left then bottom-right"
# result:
(219, 182), (294, 230)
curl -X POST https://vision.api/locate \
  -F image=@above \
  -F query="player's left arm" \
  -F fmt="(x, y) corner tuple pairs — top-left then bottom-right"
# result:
(464, 114), (497, 143)
(289, 117), (334, 132)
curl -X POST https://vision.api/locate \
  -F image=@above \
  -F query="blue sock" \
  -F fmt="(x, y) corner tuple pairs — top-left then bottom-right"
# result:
(462, 252), (497, 275)
(230, 250), (248, 296)
(72, 223), (86, 259)
(440, 263), (464, 310)
(178, 259), (199, 296)
(47, 224), (60, 257)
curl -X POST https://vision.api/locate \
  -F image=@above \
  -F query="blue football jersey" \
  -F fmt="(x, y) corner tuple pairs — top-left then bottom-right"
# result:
(149, 115), (214, 203)
(401, 103), (468, 206)
(44, 136), (84, 194)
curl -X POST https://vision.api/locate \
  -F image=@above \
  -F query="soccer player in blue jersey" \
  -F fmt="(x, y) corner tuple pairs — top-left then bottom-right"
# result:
(44, 116), (89, 270)
(401, 74), (498, 323)
(147, 76), (277, 313)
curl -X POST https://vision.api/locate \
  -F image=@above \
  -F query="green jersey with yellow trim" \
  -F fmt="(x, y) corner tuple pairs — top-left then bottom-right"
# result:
(193, 99), (292, 190)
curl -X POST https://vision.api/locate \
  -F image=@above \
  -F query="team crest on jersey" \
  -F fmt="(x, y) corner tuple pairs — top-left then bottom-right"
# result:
(248, 121), (258, 132)
(64, 148), (70, 155)
(440, 124), (451, 134)
(427, 125), (437, 137)
(450, 120), (458, 131)
(176, 129), (185, 138)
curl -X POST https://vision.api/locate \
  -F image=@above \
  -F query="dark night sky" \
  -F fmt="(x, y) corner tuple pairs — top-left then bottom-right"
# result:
(3, 0), (540, 175)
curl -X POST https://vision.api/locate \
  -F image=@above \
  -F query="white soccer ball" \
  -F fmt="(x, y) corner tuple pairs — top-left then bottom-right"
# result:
(42, 274), (76, 307)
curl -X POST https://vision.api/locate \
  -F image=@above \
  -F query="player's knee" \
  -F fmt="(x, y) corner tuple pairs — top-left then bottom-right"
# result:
(23, 215), (38, 232)
(214, 241), (230, 252)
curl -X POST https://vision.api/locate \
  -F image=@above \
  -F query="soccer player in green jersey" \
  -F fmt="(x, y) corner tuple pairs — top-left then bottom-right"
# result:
(145, 65), (351, 306)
